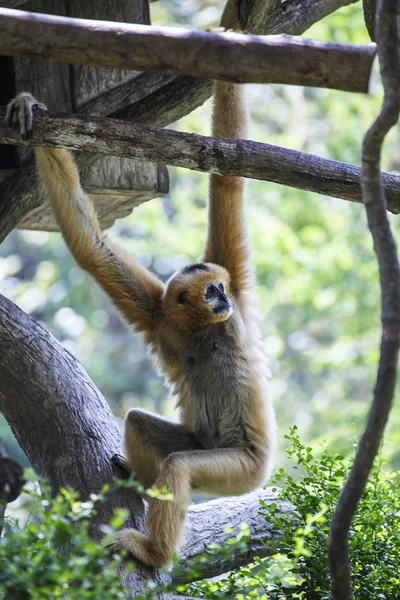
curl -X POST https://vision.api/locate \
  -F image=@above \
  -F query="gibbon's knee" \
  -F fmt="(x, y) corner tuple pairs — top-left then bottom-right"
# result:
(124, 409), (162, 488)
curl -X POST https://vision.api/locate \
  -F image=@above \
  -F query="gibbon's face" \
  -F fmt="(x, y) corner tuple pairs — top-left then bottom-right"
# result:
(163, 263), (233, 330)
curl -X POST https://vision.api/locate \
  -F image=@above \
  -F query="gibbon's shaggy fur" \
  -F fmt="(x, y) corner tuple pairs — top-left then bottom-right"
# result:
(6, 33), (276, 569)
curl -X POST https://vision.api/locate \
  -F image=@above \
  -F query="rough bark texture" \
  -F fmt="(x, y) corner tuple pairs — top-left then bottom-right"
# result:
(266, 0), (360, 35)
(328, 0), (400, 598)
(1, 106), (400, 236)
(363, 0), (377, 40)
(0, 293), (295, 594)
(0, 0), (29, 5)
(0, 9), (375, 92)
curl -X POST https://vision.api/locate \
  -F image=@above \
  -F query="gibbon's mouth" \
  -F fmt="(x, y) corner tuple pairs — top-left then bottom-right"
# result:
(213, 302), (231, 315)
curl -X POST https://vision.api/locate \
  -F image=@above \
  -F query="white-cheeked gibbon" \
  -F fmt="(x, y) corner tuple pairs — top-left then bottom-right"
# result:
(6, 30), (276, 570)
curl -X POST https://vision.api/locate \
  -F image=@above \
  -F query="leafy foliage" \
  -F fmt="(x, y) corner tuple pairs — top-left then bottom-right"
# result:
(0, 476), (130, 600)
(185, 428), (400, 599)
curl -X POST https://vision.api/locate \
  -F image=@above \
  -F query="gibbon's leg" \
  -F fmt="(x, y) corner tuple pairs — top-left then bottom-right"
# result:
(124, 409), (201, 489)
(5, 93), (164, 337)
(113, 447), (261, 567)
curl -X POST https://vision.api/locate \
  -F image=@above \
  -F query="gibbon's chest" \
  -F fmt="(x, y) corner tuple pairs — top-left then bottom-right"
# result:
(156, 317), (253, 448)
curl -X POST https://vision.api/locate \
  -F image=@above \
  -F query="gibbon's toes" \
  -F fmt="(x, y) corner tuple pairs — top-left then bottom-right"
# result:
(5, 92), (46, 140)
(111, 453), (131, 479)
(108, 528), (170, 568)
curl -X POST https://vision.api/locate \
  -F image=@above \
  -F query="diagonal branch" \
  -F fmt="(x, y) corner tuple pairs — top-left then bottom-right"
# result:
(0, 8), (375, 92)
(328, 1), (400, 598)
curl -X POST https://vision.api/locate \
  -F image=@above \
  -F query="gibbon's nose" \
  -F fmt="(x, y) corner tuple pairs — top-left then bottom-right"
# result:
(206, 284), (229, 305)
(218, 290), (229, 305)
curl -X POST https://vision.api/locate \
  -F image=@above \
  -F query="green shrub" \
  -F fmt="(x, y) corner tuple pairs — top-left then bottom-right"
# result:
(0, 476), (130, 600)
(185, 427), (400, 599)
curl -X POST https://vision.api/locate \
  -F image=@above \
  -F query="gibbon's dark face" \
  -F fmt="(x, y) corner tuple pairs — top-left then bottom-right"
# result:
(163, 262), (233, 330)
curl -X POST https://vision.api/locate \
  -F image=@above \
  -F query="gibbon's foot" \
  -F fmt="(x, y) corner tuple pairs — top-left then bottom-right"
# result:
(109, 528), (171, 568)
(111, 453), (131, 479)
(5, 92), (46, 140)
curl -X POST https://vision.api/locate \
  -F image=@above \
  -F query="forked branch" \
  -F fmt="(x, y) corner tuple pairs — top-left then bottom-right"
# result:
(328, 1), (400, 598)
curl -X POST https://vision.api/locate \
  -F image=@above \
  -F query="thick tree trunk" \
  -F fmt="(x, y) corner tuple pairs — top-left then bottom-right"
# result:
(0, 293), (294, 595)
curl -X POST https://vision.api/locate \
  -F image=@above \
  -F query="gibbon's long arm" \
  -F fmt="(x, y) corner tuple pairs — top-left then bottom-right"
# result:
(202, 81), (252, 296)
(7, 93), (164, 334)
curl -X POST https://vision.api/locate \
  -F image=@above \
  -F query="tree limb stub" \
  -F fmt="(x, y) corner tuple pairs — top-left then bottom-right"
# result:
(0, 292), (295, 589)
(328, 0), (400, 598)
(0, 8), (375, 92)
(1, 106), (400, 233)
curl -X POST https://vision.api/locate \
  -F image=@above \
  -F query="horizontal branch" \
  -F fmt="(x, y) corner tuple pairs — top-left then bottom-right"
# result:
(0, 7), (375, 92)
(96, 0), (362, 124)
(0, 0), (366, 243)
(1, 106), (400, 215)
(176, 488), (294, 583)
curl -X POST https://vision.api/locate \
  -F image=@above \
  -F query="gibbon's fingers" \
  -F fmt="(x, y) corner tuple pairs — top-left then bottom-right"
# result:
(5, 92), (46, 140)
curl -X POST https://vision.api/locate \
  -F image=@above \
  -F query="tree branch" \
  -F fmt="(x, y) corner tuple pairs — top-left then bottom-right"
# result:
(0, 293), (295, 591)
(266, 0), (360, 35)
(328, 1), (400, 598)
(0, 8), (375, 92)
(1, 105), (399, 243)
(0, 0), (362, 242)
(175, 488), (294, 584)
(108, 0), (363, 125)
(363, 0), (377, 40)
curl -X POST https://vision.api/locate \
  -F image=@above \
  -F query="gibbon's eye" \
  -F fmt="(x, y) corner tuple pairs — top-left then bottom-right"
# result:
(178, 292), (188, 304)
(218, 282), (224, 292)
(204, 284), (215, 300)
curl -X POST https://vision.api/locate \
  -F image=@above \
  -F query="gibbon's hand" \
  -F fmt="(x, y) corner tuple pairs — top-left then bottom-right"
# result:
(6, 92), (47, 140)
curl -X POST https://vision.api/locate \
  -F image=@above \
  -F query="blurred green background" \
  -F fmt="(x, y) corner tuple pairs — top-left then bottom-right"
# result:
(1, 2), (399, 471)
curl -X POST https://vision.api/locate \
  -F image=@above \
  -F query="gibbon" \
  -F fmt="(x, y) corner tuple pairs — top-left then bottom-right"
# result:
(6, 25), (276, 570)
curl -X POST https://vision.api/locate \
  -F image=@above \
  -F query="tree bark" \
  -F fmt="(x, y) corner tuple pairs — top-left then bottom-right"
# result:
(265, 0), (360, 35)
(0, 292), (294, 594)
(0, 0), (28, 6)
(0, 8), (375, 92)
